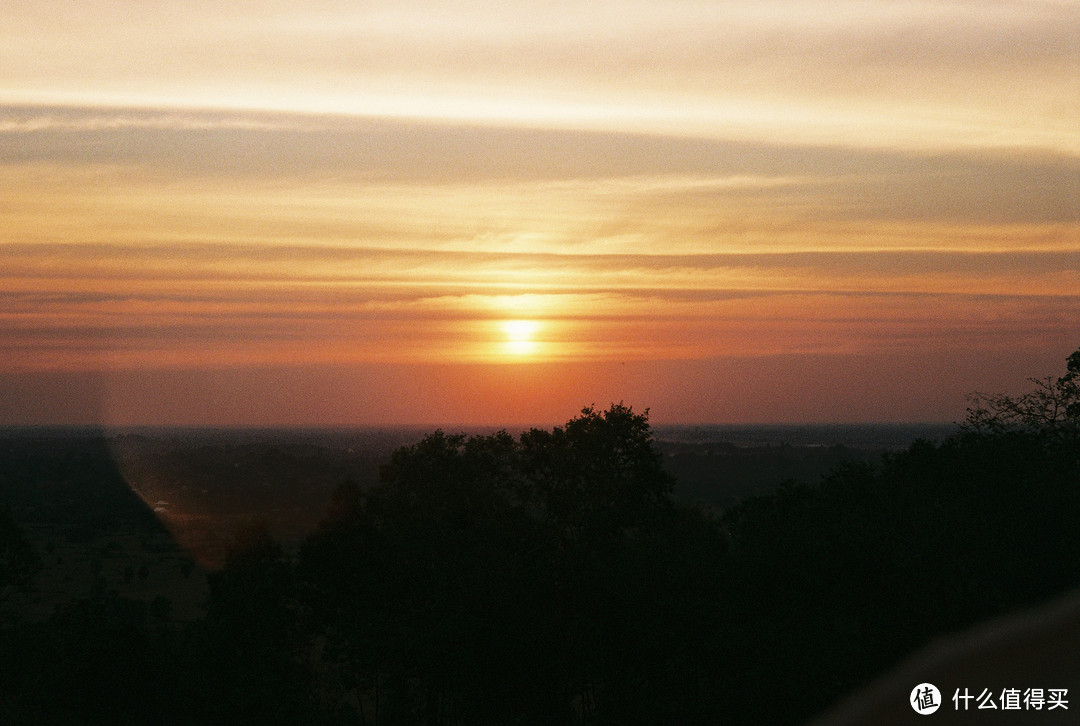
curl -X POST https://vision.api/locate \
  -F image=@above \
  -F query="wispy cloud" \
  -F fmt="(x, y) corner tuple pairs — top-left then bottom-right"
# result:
(4, 232), (1078, 372)
(2, 1), (1077, 150)
(1, 1), (1078, 422)
(4, 108), (1077, 230)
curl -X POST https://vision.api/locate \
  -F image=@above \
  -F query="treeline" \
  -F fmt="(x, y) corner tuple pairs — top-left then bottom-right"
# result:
(1, 350), (1079, 724)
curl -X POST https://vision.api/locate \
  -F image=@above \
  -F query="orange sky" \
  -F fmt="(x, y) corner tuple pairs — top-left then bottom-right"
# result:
(1, 1), (1078, 425)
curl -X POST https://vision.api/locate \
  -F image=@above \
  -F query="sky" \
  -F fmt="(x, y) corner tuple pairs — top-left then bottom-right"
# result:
(1, 0), (1078, 426)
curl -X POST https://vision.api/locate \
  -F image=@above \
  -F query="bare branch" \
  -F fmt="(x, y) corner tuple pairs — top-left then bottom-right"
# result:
(961, 349), (1080, 440)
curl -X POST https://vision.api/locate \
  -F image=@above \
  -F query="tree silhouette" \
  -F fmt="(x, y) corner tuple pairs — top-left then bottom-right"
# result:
(8, 351), (1079, 725)
(964, 346), (1080, 438)
(184, 520), (315, 725)
(297, 404), (725, 724)
(716, 346), (1080, 723)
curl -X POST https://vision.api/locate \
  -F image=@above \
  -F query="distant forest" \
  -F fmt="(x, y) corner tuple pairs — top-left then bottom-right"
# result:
(1, 348), (1078, 725)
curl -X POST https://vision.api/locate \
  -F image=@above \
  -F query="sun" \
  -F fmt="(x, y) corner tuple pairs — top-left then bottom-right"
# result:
(501, 319), (540, 356)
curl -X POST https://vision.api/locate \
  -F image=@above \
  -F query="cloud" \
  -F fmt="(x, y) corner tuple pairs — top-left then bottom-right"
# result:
(4, 230), (1078, 372)
(2, 3), (1078, 422)
(2, 1), (1077, 150)
(3, 106), (1078, 232)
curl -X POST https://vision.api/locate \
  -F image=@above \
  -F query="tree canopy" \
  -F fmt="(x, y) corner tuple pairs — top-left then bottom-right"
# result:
(297, 404), (724, 724)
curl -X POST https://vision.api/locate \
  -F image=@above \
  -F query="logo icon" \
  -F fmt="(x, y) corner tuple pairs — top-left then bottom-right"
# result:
(911, 683), (941, 715)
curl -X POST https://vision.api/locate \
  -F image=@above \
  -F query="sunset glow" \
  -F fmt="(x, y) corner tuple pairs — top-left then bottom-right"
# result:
(501, 320), (541, 358)
(1, 1), (1078, 425)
